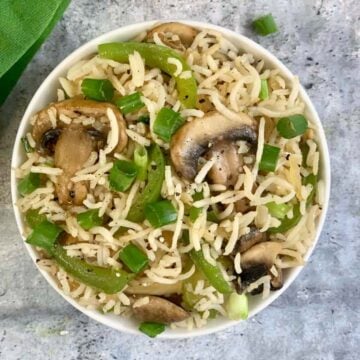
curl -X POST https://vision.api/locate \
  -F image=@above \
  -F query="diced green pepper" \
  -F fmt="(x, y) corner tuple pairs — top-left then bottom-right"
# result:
(77, 209), (103, 230)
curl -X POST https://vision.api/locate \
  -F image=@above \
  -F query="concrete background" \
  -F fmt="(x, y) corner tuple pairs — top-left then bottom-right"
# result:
(0, 0), (359, 359)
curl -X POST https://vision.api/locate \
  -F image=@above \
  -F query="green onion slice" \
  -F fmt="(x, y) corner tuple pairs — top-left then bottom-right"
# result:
(277, 115), (308, 139)
(252, 14), (278, 36)
(266, 202), (292, 219)
(225, 292), (249, 320)
(139, 322), (166, 338)
(21, 137), (33, 153)
(25, 209), (47, 229)
(114, 92), (144, 115)
(153, 107), (185, 142)
(109, 160), (138, 192)
(259, 144), (280, 172)
(145, 200), (177, 228)
(259, 79), (269, 100)
(81, 78), (114, 102)
(77, 209), (103, 230)
(134, 145), (148, 181)
(26, 220), (63, 250)
(18, 172), (41, 196)
(118, 243), (149, 273)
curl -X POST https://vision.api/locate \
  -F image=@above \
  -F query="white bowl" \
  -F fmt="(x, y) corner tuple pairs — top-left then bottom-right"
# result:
(11, 20), (331, 338)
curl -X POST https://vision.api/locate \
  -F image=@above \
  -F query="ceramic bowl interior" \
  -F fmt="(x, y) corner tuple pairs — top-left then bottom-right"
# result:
(11, 20), (331, 338)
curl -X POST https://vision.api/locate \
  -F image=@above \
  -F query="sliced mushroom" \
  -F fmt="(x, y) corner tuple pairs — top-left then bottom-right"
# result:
(234, 228), (267, 254)
(170, 112), (257, 181)
(54, 125), (93, 205)
(241, 241), (283, 270)
(147, 22), (198, 51)
(270, 267), (283, 290)
(132, 296), (189, 324)
(205, 141), (243, 186)
(32, 98), (127, 154)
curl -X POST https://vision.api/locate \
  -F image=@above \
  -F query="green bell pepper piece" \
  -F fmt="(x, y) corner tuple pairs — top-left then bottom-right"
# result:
(189, 249), (233, 294)
(98, 42), (197, 108)
(268, 203), (302, 234)
(127, 144), (165, 222)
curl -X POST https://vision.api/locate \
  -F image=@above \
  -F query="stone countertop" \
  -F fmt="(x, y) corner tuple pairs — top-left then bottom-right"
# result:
(0, 1), (359, 359)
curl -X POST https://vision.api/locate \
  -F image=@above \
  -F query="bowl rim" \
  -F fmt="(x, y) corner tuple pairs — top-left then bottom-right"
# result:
(10, 19), (331, 339)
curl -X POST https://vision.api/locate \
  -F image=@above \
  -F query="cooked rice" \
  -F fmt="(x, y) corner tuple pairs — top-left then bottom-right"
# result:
(16, 24), (324, 332)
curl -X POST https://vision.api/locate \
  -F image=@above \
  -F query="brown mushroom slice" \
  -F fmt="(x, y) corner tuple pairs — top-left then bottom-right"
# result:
(170, 112), (257, 180)
(147, 22), (198, 50)
(241, 241), (283, 270)
(132, 296), (189, 324)
(234, 228), (267, 254)
(125, 281), (182, 296)
(32, 98), (128, 153)
(205, 141), (243, 186)
(54, 125), (93, 205)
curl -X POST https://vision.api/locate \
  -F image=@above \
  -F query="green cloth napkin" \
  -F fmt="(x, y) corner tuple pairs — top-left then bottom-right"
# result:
(0, 0), (70, 105)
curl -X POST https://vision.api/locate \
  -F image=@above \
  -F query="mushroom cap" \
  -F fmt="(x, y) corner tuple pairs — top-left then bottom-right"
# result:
(170, 112), (257, 180)
(32, 98), (128, 153)
(54, 125), (93, 205)
(132, 295), (189, 324)
(234, 227), (267, 254)
(147, 22), (198, 50)
(240, 241), (283, 270)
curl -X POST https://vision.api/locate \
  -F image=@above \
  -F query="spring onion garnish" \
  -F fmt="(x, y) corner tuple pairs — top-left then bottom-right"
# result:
(17, 172), (41, 196)
(137, 114), (150, 124)
(225, 292), (249, 320)
(153, 107), (185, 142)
(118, 243), (149, 273)
(252, 14), (278, 36)
(277, 115), (308, 139)
(77, 209), (103, 230)
(259, 144), (280, 172)
(134, 145), (148, 181)
(145, 200), (177, 228)
(21, 137), (33, 153)
(26, 220), (63, 250)
(139, 322), (166, 338)
(81, 78), (114, 102)
(189, 191), (203, 222)
(25, 209), (47, 229)
(114, 92), (144, 115)
(266, 202), (292, 219)
(259, 79), (269, 100)
(109, 160), (138, 192)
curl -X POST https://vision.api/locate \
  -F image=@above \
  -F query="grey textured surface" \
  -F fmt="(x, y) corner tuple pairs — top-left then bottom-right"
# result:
(1, 0), (359, 359)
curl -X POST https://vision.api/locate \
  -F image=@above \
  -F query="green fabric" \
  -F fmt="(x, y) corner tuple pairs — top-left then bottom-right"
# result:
(0, 0), (70, 105)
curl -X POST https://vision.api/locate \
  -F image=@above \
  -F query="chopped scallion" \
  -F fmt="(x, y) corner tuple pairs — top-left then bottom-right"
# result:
(81, 78), (114, 102)
(109, 160), (138, 192)
(302, 173), (318, 206)
(26, 220), (63, 250)
(153, 107), (184, 142)
(139, 322), (166, 338)
(252, 14), (278, 36)
(114, 92), (144, 115)
(77, 209), (103, 230)
(145, 200), (177, 228)
(118, 243), (149, 273)
(25, 209), (47, 229)
(276, 115), (308, 139)
(134, 145), (148, 181)
(225, 292), (248, 320)
(259, 144), (280, 172)
(259, 79), (269, 100)
(189, 191), (203, 222)
(266, 202), (292, 219)
(17, 172), (41, 196)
